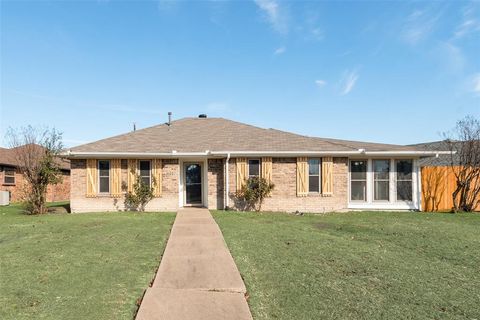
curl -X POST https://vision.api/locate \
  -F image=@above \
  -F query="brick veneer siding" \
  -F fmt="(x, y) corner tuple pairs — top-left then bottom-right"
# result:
(207, 159), (224, 210)
(70, 159), (179, 213)
(69, 157), (348, 213)
(0, 167), (70, 203)
(227, 157), (349, 213)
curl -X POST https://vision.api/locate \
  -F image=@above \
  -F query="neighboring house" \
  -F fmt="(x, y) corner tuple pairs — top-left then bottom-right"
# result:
(65, 116), (443, 213)
(413, 140), (461, 167)
(0, 145), (71, 203)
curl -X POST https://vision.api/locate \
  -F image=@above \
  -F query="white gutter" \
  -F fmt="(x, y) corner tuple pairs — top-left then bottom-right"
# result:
(363, 151), (453, 155)
(210, 150), (453, 157)
(63, 151), (212, 158)
(225, 153), (230, 209)
(63, 149), (454, 158)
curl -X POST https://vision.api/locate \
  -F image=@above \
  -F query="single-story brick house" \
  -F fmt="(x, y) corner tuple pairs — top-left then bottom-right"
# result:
(65, 116), (445, 213)
(0, 145), (71, 203)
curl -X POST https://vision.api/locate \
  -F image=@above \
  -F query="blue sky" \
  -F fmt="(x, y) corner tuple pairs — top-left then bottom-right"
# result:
(1, 0), (479, 147)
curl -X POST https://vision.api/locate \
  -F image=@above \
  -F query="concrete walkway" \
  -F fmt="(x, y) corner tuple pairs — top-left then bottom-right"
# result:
(136, 208), (253, 320)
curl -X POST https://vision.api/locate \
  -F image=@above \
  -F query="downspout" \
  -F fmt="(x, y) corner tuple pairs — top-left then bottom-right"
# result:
(225, 153), (230, 209)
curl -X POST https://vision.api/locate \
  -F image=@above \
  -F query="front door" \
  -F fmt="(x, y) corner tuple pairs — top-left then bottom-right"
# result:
(184, 163), (202, 205)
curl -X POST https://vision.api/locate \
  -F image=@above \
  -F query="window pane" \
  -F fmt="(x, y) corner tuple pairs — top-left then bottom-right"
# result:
(351, 161), (367, 180)
(248, 160), (260, 177)
(397, 181), (412, 201)
(141, 176), (151, 186)
(99, 177), (110, 193)
(396, 160), (413, 180)
(140, 161), (150, 177)
(99, 161), (110, 177)
(4, 176), (15, 184)
(373, 160), (390, 180)
(186, 164), (201, 184)
(309, 176), (319, 192)
(374, 181), (389, 201)
(308, 159), (319, 175)
(351, 181), (366, 201)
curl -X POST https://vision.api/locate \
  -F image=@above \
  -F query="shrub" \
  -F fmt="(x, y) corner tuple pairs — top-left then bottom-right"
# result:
(236, 176), (274, 212)
(124, 174), (155, 211)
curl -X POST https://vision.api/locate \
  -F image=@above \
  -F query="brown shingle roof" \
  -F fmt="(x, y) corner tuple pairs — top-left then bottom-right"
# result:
(70, 117), (415, 154)
(0, 144), (70, 170)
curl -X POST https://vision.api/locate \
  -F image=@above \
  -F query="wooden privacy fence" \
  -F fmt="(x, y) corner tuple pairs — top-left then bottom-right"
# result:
(421, 166), (480, 212)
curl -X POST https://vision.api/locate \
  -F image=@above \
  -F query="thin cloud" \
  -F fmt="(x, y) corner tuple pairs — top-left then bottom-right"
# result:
(437, 41), (465, 73)
(453, 3), (480, 39)
(310, 27), (324, 41)
(315, 80), (327, 88)
(254, 0), (288, 34)
(340, 69), (359, 95)
(402, 9), (442, 45)
(274, 46), (286, 55)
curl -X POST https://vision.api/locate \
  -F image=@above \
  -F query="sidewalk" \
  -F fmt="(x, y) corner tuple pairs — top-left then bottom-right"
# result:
(136, 208), (253, 320)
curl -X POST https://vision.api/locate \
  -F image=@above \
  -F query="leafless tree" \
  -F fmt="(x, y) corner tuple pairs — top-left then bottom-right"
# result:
(444, 116), (480, 212)
(6, 126), (64, 214)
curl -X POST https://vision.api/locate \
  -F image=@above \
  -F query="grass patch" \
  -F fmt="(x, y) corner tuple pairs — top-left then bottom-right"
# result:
(0, 203), (175, 320)
(213, 210), (480, 320)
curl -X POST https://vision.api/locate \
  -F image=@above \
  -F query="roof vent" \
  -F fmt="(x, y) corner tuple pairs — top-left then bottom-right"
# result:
(198, 114), (207, 118)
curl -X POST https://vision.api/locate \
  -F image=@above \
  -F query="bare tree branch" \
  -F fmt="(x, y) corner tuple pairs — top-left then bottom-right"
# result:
(5, 126), (64, 214)
(443, 116), (480, 212)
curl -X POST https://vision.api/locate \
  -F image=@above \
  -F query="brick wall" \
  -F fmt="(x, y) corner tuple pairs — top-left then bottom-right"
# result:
(70, 159), (179, 213)
(69, 157), (349, 213)
(0, 167), (70, 203)
(227, 157), (349, 213)
(207, 159), (224, 210)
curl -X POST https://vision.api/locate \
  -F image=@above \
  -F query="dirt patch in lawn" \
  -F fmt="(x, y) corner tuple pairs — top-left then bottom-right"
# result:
(313, 222), (332, 230)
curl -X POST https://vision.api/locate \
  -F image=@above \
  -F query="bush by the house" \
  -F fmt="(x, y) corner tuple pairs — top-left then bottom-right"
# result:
(124, 174), (155, 211)
(236, 176), (274, 212)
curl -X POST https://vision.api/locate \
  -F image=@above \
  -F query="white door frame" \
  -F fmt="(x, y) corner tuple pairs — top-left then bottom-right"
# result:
(178, 158), (208, 208)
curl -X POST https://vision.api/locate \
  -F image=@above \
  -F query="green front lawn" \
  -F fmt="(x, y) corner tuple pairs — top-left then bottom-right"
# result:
(213, 210), (480, 320)
(0, 203), (175, 320)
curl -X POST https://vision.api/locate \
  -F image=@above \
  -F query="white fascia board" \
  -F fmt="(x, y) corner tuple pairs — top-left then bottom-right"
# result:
(63, 150), (453, 158)
(210, 151), (360, 157)
(64, 151), (210, 158)
(364, 151), (453, 156)
(210, 150), (451, 157)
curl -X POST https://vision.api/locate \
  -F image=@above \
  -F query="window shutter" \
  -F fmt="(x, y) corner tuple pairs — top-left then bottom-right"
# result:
(127, 159), (138, 193)
(296, 157), (308, 197)
(261, 157), (273, 183)
(110, 159), (122, 198)
(236, 158), (247, 192)
(86, 159), (98, 197)
(152, 159), (162, 197)
(322, 157), (334, 196)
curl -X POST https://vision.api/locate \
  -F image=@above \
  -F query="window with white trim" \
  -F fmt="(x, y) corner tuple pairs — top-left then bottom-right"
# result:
(396, 160), (413, 201)
(4, 166), (15, 185)
(350, 160), (367, 201)
(248, 159), (260, 178)
(308, 158), (321, 193)
(98, 160), (110, 193)
(373, 160), (390, 201)
(139, 160), (151, 186)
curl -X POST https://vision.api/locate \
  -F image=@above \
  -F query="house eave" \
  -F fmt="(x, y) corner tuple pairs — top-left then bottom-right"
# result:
(62, 150), (453, 158)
